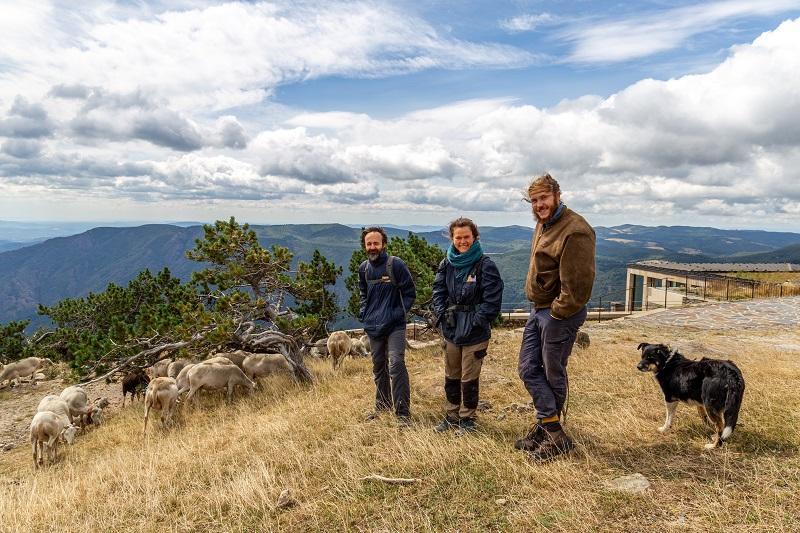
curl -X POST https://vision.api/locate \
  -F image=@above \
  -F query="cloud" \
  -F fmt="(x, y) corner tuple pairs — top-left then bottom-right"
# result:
(0, 96), (56, 138)
(561, 0), (800, 63)
(1, 139), (43, 159)
(500, 13), (558, 33)
(0, 1), (533, 113)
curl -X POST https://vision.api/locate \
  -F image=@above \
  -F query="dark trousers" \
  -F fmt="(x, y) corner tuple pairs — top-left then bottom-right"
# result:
(370, 328), (410, 417)
(518, 307), (587, 419)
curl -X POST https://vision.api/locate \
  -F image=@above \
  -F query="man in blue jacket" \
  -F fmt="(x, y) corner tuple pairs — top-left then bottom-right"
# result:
(358, 226), (416, 426)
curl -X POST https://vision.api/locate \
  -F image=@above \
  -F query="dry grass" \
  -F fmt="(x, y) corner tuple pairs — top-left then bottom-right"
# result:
(1, 322), (799, 532)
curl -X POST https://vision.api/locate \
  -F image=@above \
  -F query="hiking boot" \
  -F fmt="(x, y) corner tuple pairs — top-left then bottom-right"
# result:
(396, 415), (412, 429)
(514, 423), (547, 451)
(458, 418), (477, 432)
(434, 417), (459, 433)
(528, 428), (575, 461)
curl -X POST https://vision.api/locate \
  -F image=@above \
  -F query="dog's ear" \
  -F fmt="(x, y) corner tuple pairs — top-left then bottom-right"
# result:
(637, 342), (648, 351)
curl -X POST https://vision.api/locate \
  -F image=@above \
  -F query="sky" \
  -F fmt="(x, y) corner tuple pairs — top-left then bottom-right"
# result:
(1, 0), (800, 231)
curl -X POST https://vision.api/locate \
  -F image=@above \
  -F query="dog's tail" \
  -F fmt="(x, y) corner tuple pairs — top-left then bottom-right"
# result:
(721, 363), (745, 441)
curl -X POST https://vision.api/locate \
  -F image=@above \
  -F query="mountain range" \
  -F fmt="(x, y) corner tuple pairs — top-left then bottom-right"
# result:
(0, 222), (798, 329)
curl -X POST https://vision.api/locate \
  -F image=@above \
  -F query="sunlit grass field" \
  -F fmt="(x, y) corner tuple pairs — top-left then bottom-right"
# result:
(1, 320), (798, 532)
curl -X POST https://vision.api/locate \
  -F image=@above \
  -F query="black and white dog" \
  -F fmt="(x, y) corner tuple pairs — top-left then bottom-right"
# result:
(637, 343), (745, 449)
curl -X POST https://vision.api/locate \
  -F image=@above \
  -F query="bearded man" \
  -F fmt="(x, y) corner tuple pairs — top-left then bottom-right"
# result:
(514, 173), (596, 460)
(358, 226), (416, 427)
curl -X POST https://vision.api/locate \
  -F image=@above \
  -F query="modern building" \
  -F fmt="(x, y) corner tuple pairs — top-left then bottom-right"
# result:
(625, 261), (800, 311)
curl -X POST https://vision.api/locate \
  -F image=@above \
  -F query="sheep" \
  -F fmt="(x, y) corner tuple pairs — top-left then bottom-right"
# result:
(36, 395), (74, 425)
(200, 356), (236, 366)
(59, 386), (108, 428)
(167, 358), (191, 379)
(143, 377), (179, 435)
(242, 353), (291, 385)
(145, 358), (172, 379)
(359, 335), (371, 353)
(0, 357), (53, 388)
(122, 369), (150, 406)
(30, 411), (77, 468)
(327, 331), (352, 370)
(349, 337), (368, 358)
(184, 363), (255, 404)
(216, 350), (249, 369)
(175, 363), (197, 396)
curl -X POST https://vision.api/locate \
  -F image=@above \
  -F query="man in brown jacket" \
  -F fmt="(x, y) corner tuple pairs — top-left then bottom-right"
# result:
(515, 173), (595, 460)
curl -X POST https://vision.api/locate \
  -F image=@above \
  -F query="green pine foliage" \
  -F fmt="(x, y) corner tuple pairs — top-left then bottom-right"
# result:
(0, 320), (31, 363)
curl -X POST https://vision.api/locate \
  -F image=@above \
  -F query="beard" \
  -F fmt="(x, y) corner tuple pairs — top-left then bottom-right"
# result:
(367, 250), (382, 261)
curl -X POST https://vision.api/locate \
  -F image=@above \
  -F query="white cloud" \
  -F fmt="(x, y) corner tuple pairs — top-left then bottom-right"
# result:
(562, 0), (800, 63)
(0, 1), (533, 113)
(500, 13), (558, 33)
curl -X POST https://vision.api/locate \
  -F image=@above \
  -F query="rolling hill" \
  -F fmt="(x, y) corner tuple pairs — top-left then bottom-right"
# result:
(0, 223), (797, 328)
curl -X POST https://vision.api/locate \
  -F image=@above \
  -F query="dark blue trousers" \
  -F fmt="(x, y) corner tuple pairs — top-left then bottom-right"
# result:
(518, 307), (587, 419)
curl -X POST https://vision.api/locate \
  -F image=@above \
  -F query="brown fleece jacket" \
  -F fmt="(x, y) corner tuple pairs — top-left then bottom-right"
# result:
(525, 207), (596, 319)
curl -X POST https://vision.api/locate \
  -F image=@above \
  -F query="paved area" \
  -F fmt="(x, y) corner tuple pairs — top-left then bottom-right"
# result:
(622, 296), (800, 330)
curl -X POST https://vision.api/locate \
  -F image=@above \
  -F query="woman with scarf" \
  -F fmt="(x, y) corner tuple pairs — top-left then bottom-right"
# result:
(432, 217), (504, 432)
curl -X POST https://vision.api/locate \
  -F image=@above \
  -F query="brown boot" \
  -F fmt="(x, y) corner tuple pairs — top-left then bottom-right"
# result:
(514, 423), (547, 451)
(528, 428), (574, 461)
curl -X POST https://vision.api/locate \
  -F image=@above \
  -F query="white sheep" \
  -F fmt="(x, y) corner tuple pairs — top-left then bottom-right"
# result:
(184, 363), (255, 404)
(143, 377), (179, 435)
(242, 353), (291, 386)
(167, 358), (191, 379)
(145, 358), (172, 379)
(327, 331), (352, 370)
(30, 411), (77, 468)
(59, 386), (108, 428)
(0, 357), (53, 388)
(175, 363), (197, 396)
(359, 335), (371, 353)
(349, 338), (368, 358)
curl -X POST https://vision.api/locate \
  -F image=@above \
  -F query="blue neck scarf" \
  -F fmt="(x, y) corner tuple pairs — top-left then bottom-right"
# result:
(447, 240), (483, 281)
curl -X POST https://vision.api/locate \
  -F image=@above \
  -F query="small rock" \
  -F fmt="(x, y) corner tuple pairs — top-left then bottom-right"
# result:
(496, 413), (507, 421)
(276, 488), (296, 509)
(602, 473), (650, 494)
(495, 498), (507, 506)
(2, 443), (13, 451)
(503, 402), (535, 413)
(477, 400), (493, 412)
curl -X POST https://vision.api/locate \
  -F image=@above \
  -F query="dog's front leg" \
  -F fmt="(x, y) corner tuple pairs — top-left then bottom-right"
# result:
(658, 401), (678, 433)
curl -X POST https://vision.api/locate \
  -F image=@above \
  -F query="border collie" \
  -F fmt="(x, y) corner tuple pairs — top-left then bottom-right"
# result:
(637, 343), (745, 449)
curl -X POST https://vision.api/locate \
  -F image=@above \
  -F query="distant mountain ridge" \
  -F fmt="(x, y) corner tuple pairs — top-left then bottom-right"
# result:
(0, 223), (798, 328)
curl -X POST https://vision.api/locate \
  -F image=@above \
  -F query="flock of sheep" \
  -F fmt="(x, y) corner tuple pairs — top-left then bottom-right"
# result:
(0, 331), (371, 469)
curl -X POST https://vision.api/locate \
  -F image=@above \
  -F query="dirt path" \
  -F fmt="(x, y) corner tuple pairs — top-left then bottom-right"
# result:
(0, 378), (125, 451)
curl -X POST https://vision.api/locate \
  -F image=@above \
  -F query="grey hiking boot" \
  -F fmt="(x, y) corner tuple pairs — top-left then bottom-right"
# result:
(528, 428), (574, 461)
(434, 417), (459, 433)
(514, 423), (547, 451)
(397, 415), (412, 429)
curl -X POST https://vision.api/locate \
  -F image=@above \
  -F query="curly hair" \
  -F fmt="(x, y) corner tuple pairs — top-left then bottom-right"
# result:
(361, 226), (388, 249)
(447, 217), (480, 239)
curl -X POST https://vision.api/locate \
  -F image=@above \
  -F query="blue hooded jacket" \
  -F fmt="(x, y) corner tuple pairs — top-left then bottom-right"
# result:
(358, 251), (416, 337)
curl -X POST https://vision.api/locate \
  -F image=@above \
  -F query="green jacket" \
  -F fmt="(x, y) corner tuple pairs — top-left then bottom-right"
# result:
(525, 207), (596, 319)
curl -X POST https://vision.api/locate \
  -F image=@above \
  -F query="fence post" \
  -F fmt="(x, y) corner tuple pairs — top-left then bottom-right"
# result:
(703, 278), (706, 301)
(598, 297), (602, 322)
(726, 279), (730, 301)
(664, 283), (668, 309)
(780, 284), (783, 298)
(751, 282), (755, 299)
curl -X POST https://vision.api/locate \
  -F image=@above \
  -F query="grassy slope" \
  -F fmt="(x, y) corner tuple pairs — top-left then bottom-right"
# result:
(1, 321), (799, 532)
